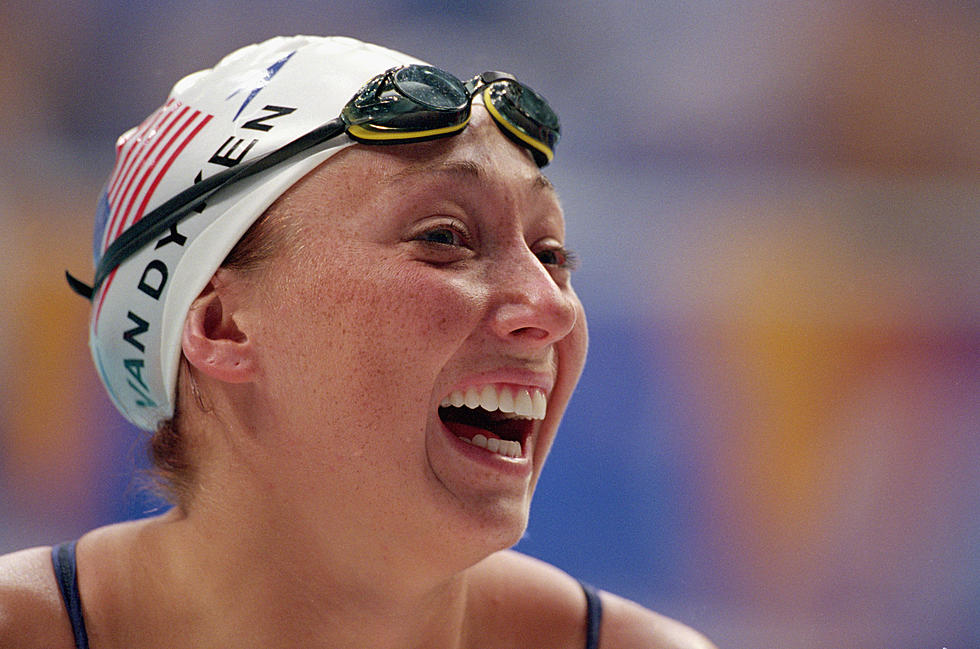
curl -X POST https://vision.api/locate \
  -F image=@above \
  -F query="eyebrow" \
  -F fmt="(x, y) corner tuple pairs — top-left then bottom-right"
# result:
(385, 159), (555, 193)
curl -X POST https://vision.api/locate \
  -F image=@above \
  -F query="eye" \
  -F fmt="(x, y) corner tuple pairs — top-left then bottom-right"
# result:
(536, 246), (579, 271)
(408, 218), (475, 265)
(416, 226), (466, 247)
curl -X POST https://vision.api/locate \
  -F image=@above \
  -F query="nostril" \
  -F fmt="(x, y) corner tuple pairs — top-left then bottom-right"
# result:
(509, 326), (548, 339)
(490, 289), (576, 346)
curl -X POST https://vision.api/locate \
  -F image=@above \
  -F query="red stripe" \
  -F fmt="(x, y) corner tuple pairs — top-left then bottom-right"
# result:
(128, 113), (213, 231)
(108, 99), (176, 196)
(109, 106), (192, 245)
(92, 267), (118, 332)
(104, 117), (157, 250)
(103, 101), (178, 251)
(92, 111), (213, 334)
(107, 100), (175, 206)
(106, 116), (153, 201)
(104, 123), (170, 251)
(105, 106), (185, 250)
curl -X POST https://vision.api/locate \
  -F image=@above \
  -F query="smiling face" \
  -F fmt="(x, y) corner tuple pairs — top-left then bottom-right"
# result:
(223, 107), (588, 568)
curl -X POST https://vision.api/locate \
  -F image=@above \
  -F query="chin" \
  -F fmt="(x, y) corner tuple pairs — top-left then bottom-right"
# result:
(433, 494), (533, 565)
(480, 505), (531, 551)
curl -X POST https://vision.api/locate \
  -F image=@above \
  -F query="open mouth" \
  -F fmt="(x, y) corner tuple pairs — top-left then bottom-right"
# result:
(438, 385), (547, 459)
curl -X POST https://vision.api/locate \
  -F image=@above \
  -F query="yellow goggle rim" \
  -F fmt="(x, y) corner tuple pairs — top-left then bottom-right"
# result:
(481, 87), (554, 164)
(346, 116), (471, 143)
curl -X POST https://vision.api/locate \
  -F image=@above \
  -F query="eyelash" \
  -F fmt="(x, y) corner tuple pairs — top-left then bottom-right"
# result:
(536, 246), (580, 271)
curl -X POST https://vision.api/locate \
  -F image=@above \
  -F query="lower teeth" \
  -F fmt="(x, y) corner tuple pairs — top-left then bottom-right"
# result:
(460, 434), (522, 458)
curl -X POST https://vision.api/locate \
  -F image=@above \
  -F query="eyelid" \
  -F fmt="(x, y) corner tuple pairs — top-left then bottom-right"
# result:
(533, 235), (579, 271)
(410, 216), (471, 240)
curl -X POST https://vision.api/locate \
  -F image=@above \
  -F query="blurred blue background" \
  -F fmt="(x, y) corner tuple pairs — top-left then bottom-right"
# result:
(1, 2), (977, 647)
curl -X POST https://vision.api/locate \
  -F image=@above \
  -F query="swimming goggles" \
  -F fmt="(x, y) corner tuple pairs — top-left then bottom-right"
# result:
(67, 65), (561, 300)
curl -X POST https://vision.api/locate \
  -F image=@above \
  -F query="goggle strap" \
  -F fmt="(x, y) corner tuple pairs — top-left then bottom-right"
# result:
(70, 118), (347, 299)
(66, 270), (94, 300)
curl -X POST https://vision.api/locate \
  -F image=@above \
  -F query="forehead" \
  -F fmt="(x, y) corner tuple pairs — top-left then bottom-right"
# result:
(382, 158), (556, 197)
(295, 107), (562, 214)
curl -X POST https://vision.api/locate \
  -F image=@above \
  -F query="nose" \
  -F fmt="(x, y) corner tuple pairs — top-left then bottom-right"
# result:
(487, 246), (578, 348)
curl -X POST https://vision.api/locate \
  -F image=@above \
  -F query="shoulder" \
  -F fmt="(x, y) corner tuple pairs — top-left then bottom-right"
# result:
(469, 551), (716, 649)
(597, 589), (717, 649)
(0, 546), (76, 649)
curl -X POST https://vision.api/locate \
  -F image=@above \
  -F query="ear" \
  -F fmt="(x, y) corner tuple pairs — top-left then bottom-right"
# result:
(181, 271), (258, 384)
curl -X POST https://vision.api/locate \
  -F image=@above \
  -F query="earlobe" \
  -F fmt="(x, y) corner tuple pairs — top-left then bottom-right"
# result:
(181, 276), (257, 384)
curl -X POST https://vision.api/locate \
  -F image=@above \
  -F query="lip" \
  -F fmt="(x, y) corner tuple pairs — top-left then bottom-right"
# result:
(439, 368), (555, 400)
(437, 417), (537, 478)
(435, 368), (552, 477)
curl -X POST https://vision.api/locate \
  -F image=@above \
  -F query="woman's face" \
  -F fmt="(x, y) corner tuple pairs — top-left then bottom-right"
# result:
(231, 107), (588, 563)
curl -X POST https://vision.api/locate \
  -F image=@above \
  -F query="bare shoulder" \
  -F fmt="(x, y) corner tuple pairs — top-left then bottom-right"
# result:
(466, 550), (592, 649)
(598, 589), (717, 649)
(470, 550), (716, 649)
(0, 546), (75, 649)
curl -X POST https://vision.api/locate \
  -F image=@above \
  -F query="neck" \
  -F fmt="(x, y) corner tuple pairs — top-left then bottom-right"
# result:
(136, 400), (515, 648)
(131, 505), (473, 649)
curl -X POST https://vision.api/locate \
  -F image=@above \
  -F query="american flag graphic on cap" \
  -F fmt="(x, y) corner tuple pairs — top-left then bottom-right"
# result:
(92, 99), (212, 327)
(97, 99), (213, 257)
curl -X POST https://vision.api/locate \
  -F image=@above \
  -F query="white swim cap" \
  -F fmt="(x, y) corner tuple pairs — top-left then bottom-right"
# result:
(86, 36), (425, 431)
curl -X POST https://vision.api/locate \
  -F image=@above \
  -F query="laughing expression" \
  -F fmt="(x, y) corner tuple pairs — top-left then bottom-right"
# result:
(231, 105), (589, 564)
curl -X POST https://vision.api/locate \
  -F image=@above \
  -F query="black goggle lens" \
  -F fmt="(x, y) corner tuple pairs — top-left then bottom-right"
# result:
(344, 64), (559, 165)
(481, 79), (559, 165)
(504, 82), (559, 131)
(393, 66), (467, 110)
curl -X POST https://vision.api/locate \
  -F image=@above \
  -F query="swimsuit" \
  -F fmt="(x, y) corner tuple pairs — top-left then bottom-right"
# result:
(580, 579), (603, 649)
(51, 542), (89, 649)
(51, 541), (602, 649)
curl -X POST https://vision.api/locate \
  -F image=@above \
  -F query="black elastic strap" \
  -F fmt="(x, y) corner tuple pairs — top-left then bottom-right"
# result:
(65, 271), (94, 300)
(67, 117), (347, 301)
(580, 580), (603, 649)
(51, 541), (90, 649)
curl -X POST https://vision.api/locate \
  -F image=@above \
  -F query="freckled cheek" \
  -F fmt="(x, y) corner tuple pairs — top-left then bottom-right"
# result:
(344, 263), (479, 331)
(261, 263), (484, 400)
(398, 274), (486, 344)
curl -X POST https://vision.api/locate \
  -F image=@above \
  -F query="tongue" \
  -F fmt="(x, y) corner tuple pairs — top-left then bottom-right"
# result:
(443, 420), (502, 442)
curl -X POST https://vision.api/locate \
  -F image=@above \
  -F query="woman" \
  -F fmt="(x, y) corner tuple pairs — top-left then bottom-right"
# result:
(0, 36), (714, 648)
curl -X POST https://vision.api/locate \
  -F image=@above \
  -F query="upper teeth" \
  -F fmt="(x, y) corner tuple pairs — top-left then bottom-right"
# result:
(440, 384), (547, 420)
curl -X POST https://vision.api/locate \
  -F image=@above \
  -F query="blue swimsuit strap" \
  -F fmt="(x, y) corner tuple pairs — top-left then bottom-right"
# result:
(580, 580), (603, 649)
(51, 541), (90, 649)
